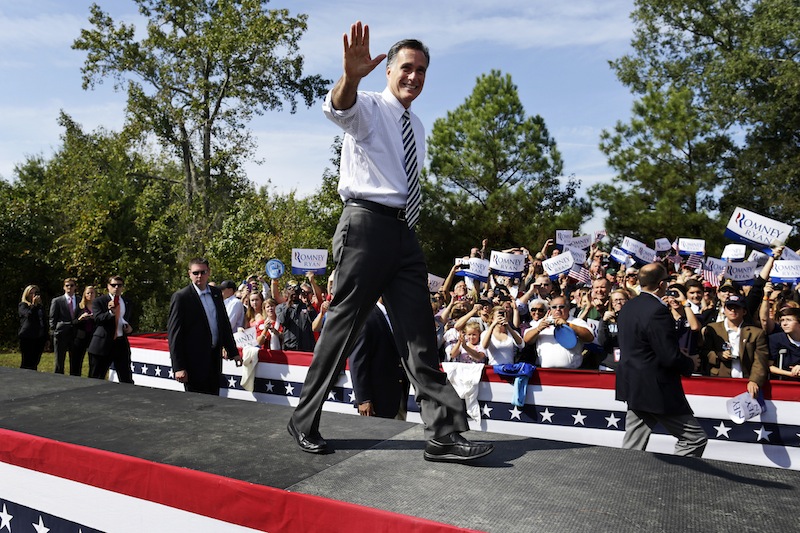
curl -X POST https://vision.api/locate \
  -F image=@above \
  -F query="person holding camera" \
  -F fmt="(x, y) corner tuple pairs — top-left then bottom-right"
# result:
(596, 288), (632, 371)
(276, 282), (317, 352)
(523, 295), (594, 369)
(481, 307), (524, 365)
(665, 283), (702, 371)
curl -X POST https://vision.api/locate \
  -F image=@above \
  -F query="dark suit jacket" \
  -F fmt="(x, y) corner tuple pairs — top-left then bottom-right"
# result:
(615, 292), (695, 415)
(167, 284), (238, 392)
(348, 306), (409, 419)
(49, 294), (80, 338)
(88, 294), (133, 356)
(702, 321), (769, 386)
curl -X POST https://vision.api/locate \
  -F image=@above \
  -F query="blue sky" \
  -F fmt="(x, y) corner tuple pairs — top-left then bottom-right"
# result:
(0, 0), (636, 232)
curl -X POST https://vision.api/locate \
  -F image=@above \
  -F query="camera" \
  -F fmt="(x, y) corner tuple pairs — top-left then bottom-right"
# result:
(666, 289), (679, 298)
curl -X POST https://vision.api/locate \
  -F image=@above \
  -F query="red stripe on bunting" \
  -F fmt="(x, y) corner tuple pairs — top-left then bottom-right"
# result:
(0, 428), (480, 533)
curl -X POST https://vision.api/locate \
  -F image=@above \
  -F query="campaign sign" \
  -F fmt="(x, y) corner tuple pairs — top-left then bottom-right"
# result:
(724, 261), (757, 285)
(610, 246), (631, 266)
(637, 246), (657, 264)
(593, 229), (607, 243)
(489, 251), (526, 278)
(781, 247), (800, 261)
(265, 258), (285, 279)
(678, 238), (705, 256)
(654, 238), (672, 252)
(556, 230), (574, 246)
(462, 258), (490, 282)
(234, 327), (259, 348)
(726, 391), (763, 424)
(543, 251), (575, 278)
(721, 244), (746, 261)
(427, 273), (445, 293)
(563, 245), (587, 266)
(569, 234), (593, 250)
(291, 248), (328, 275)
(705, 257), (727, 277)
(770, 260), (800, 284)
(724, 207), (792, 250)
(620, 236), (646, 258)
(747, 250), (769, 267)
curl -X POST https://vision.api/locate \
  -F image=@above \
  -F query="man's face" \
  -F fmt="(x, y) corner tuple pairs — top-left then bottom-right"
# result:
(724, 304), (745, 325)
(107, 279), (124, 297)
(189, 263), (210, 290)
(535, 278), (553, 297)
(63, 281), (76, 296)
(686, 286), (703, 304)
(591, 279), (610, 300)
(780, 315), (800, 335)
(550, 298), (568, 319)
(387, 48), (427, 108)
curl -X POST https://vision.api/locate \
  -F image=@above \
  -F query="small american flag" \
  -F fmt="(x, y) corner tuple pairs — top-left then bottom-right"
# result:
(568, 264), (592, 284)
(702, 262), (720, 287)
(685, 254), (703, 269)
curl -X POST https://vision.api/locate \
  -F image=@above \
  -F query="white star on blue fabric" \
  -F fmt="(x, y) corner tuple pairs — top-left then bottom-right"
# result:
(714, 421), (731, 438)
(539, 408), (554, 423)
(32, 516), (50, 533)
(265, 381), (274, 393)
(227, 376), (236, 388)
(509, 406), (522, 420)
(754, 426), (772, 442)
(349, 391), (356, 403)
(140, 364), (149, 375)
(572, 410), (587, 426)
(482, 403), (493, 418)
(284, 383), (295, 395)
(130, 362), (135, 372)
(154, 366), (162, 376)
(0, 503), (12, 532)
(168, 368), (175, 379)
(605, 413), (621, 428)
(327, 391), (337, 401)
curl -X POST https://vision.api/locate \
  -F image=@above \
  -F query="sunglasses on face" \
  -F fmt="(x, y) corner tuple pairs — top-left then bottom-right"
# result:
(531, 308), (546, 314)
(551, 304), (567, 310)
(191, 270), (208, 276)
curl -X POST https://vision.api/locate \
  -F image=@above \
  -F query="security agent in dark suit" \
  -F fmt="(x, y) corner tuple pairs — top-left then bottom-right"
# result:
(348, 301), (410, 419)
(88, 275), (134, 383)
(167, 258), (241, 395)
(49, 278), (87, 375)
(615, 262), (707, 457)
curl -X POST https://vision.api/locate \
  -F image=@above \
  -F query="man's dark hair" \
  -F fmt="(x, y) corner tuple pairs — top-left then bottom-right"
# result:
(387, 39), (430, 68)
(685, 279), (703, 292)
(107, 275), (124, 284)
(189, 257), (210, 268)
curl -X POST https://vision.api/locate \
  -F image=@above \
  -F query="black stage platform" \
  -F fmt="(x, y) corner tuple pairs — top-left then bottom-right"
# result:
(1, 367), (799, 532)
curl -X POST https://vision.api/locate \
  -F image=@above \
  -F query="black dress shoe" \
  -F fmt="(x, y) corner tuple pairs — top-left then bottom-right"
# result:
(424, 432), (493, 463)
(287, 419), (329, 454)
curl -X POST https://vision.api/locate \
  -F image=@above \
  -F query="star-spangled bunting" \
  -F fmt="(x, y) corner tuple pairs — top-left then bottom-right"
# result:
(0, 504), (12, 532)
(714, 422), (731, 438)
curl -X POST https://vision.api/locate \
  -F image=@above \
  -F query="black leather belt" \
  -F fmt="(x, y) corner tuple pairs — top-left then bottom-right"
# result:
(345, 199), (407, 222)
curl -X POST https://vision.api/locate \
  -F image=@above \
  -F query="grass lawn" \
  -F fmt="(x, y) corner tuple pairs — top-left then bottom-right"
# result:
(0, 350), (90, 377)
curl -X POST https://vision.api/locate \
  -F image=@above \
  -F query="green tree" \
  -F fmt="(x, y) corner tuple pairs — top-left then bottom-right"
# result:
(607, 0), (800, 248)
(73, 0), (329, 249)
(591, 85), (731, 253)
(423, 70), (589, 274)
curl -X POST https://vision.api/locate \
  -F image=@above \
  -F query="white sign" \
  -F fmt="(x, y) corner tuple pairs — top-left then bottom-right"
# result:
(562, 245), (587, 266)
(569, 234), (593, 250)
(654, 238), (672, 252)
(556, 230), (574, 246)
(620, 236), (646, 259)
(747, 250), (769, 267)
(726, 391), (763, 424)
(234, 327), (259, 348)
(543, 251), (575, 277)
(427, 274), (445, 293)
(724, 207), (792, 249)
(291, 248), (328, 275)
(489, 251), (526, 278)
(638, 246), (657, 264)
(770, 260), (800, 284)
(724, 261), (758, 284)
(721, 244), (746, 261)
(780, 247), (800, 261)
(593, 229), (607, 243)
(610, 246), (634, 268)
(678, 238), (705, 256)
(704, 257), (727, 277)
(460, 258), (490, 282)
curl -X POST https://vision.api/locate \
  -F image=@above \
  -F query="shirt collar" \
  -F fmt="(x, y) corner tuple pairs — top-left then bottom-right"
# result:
(191, 284), (210, 297)
(641, 290), (667, 306)
(382, 87), (409, 123)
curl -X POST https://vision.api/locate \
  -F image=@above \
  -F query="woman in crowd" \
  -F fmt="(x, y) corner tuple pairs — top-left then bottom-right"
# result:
(481, 307), (524, 365)
(256, 297), (284, 350)
(72, 285), (97, 376)
(18, 285), (47, 370)
(768, 307), (800, 381)
(246, 291), (265, 329)
(596, 288), (630, 371)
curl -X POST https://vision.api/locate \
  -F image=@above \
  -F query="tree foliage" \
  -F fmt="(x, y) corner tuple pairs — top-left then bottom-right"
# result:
(601, 0), (800, 251)
(73, 0), (329, 249)
(422, 70), (590, 274)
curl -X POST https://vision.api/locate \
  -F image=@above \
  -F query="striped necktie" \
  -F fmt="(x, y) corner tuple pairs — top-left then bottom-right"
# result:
(402, 110), (421, 228)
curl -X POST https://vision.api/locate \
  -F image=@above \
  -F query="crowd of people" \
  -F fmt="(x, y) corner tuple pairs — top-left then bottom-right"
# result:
(18, 238), (800, 393)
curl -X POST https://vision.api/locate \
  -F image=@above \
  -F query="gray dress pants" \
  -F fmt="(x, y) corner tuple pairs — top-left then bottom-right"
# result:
(290, 202), (468, 440)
